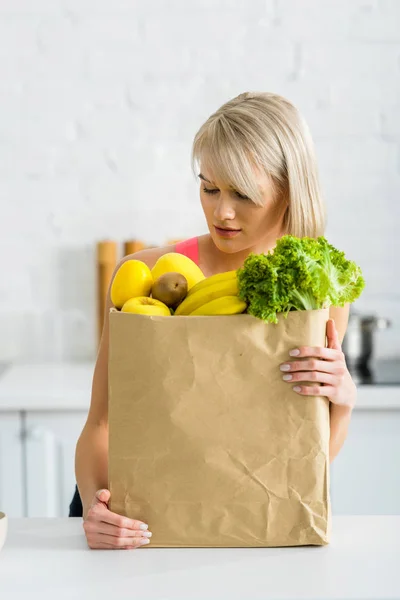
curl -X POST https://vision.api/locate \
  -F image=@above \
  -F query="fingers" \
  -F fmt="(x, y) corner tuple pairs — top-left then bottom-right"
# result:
(84, 489), (152, 550)
(91, 520), (152, 539)
(95, 489), (111, 504)
(291, 346), (343, 361)
(327, 319), (342, 351)
(97, 533), (150, 549)
(282, 370), (337, 386)
(83, 521), (152, 549)
(86, 535), (150, 550)
(292, 384), (336, 397)
(92, 542), (145, 550)
(95, 504), (149, 531)
(285, 359), (337, 374)
(89, 490), (148, 531)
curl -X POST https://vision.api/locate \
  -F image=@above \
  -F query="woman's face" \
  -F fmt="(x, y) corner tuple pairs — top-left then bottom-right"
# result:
(199, 165), (288, 254)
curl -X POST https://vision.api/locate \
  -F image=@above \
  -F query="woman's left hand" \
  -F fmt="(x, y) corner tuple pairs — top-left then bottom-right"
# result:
(279, 318), (357, 409)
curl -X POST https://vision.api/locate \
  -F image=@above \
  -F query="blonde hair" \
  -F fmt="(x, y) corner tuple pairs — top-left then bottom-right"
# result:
(191, 91), (326, 238)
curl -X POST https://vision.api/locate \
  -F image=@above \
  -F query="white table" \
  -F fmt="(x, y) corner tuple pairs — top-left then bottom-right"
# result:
(1, 517), (399, 599)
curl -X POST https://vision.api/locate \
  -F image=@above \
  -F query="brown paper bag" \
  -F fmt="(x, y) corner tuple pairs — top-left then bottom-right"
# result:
(108, 307), (331, 547)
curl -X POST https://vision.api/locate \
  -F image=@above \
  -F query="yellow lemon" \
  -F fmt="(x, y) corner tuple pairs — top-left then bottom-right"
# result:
(121, 296), (171, 316)
(151, 253), (204, 290)
(111, 260), (152, 309)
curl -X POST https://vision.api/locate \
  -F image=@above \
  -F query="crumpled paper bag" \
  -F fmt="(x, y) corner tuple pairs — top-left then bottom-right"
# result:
(108, 307), (331, 547)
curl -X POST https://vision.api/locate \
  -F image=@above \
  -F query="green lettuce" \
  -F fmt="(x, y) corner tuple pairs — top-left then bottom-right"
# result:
(237, 235), (365, 324)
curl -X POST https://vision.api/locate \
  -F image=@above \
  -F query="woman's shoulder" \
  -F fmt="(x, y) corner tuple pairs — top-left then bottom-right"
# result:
(118, 235), (208, 270)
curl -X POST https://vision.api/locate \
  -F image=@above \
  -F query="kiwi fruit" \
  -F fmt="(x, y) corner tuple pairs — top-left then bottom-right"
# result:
(152, 272), (188, 308)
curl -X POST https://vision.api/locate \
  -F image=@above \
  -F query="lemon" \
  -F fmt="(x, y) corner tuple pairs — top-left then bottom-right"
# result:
(111, 260), (153, 309)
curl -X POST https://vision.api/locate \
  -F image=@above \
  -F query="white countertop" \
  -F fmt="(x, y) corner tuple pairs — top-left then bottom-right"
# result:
(0, 362), (399, 412)
(1, 516), (399, 599)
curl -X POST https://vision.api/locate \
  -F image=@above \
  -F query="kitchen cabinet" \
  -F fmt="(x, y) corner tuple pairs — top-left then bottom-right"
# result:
(0, 362), (93, 518)
(0, 412), (24, 517)
(24, 411), (87, 517)
(330, 406), (400, 515)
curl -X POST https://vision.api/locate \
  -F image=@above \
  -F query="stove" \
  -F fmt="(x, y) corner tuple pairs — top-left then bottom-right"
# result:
(346, 357), (400, 386)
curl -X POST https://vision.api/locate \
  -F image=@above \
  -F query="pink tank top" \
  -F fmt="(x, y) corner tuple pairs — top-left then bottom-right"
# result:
(175, 237), (200, 265)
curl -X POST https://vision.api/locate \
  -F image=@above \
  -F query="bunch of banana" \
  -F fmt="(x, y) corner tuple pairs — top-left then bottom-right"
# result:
(174, 270), (247, 316)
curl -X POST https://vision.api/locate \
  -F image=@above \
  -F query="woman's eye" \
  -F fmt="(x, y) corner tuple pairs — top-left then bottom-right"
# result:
(235, 191), (250, 201)
(203, 186), (219, 195)
(202, 186), (250, 201)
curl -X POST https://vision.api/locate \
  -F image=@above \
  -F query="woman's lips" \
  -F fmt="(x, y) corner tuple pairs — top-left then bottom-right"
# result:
(214, 226), (241, 239)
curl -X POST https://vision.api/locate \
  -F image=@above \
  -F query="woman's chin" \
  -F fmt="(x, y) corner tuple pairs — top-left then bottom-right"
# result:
(211, 232), (246, 253)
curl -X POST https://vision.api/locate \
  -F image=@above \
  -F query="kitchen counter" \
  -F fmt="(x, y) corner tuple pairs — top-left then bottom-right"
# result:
(0, 361), (399, 412)
(1, 516), (399, 599)
(0, 362), (94, 411)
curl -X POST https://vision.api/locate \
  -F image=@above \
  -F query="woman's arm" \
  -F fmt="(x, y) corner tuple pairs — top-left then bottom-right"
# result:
(74, 322), (110, 518)
(329, 403), (353, 464)
(328, 303), (353, 463)
(75, 245), (174, 518)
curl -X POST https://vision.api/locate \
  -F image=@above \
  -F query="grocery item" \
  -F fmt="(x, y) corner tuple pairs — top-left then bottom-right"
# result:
(190, 296), (247, 316)
(174, 275), (238, 316)
(111, 260), (153, 309)
(152, 272), (188, 308)
(238, 235), (365, 324)
(151, 253), (205, 290)
(121, 296), (170, 316)
(186, 270), (237, 297)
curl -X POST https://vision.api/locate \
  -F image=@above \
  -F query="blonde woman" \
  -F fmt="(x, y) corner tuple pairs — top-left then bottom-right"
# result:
(73, 92), (357, 549)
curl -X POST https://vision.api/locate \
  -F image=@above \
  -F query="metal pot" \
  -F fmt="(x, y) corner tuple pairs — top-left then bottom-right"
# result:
(342, 310), (391, 367)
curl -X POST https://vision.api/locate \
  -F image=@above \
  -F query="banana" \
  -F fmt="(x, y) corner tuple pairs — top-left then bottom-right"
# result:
(186, 270), (237, 297)
(190, 296), (247, 316)
(174, 278), (239, 316)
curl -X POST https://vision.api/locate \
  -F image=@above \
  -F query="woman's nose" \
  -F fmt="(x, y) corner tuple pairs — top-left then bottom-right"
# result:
(214, 196), (235, 221)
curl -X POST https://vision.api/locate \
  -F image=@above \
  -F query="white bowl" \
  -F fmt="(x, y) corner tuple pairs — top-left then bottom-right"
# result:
(0, 512), (7, 552)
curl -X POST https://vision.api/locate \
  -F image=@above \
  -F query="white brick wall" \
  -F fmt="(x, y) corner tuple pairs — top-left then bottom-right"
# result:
(1, 0), (399, 362)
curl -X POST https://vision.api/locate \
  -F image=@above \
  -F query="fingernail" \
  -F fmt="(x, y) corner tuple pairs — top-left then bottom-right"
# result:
(280, 364), (291, 371)
(140, 538), (150, 545)
(293, 386), (301, 392)
(139, 523), (149, 531)
(142, 531), (152, 538)
(282, 374), (292, 381)
(289, 349), (300, 356)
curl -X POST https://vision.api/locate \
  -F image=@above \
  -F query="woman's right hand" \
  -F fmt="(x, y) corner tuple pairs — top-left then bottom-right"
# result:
(83, 489), (152, 549)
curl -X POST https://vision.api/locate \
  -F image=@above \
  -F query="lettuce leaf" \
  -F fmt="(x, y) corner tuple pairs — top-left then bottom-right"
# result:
(237, 235), (365, 324)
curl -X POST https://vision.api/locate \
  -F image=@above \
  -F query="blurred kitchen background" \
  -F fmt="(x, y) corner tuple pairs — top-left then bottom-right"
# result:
(0, 0), (399, 519)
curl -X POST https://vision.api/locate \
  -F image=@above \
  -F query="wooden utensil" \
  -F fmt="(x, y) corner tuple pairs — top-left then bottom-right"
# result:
(123, 240), (145, 256)
(96, 241), (117, 344)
